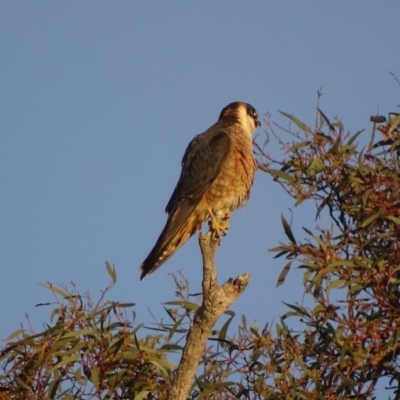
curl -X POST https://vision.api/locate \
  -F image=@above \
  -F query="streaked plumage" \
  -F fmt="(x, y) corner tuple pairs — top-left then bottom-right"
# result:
(139, 102), (260, 279)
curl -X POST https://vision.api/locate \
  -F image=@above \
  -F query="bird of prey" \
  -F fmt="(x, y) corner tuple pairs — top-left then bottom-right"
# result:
(139, 101), (260, 279)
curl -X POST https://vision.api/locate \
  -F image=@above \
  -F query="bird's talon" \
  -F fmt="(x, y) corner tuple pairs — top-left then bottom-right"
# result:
(208, 208), (230, 241)
(211, 231), (222, 244)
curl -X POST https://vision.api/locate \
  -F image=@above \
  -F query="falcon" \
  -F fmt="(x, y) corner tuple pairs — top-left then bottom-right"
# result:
(139, 102), (260, 279)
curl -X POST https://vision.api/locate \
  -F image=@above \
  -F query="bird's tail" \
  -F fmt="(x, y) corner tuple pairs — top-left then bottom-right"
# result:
(139, 211), (204, 280)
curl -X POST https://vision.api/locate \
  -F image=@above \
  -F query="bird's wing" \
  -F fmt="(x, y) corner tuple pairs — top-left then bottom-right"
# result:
(139, 130), (230, 278)
(165, 130), (230, 214)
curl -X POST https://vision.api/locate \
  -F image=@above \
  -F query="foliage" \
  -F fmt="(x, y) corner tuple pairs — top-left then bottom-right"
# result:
(0, 264), (172, 399)
(1, 93), (400, 399)
(253, 96), (400, 399)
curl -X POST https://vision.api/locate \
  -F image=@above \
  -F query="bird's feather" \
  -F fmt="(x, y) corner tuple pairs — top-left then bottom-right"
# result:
(139, 130), (230, 279)
(165, 131), (230, 213)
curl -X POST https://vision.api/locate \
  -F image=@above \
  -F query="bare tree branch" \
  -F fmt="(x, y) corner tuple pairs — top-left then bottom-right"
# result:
(167, 227), (251, 400)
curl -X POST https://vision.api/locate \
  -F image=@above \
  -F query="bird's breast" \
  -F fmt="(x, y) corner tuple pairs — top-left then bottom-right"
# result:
(204, 134), (256, 212)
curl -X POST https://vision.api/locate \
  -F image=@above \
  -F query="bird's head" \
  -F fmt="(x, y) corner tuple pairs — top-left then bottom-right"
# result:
(219, 102), (260, 135)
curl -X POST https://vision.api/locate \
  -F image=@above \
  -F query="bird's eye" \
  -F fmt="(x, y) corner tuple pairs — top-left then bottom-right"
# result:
(249, 108), (257, 118)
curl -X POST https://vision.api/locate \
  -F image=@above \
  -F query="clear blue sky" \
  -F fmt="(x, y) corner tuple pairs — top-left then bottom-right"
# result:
(1, 2), (399, 343)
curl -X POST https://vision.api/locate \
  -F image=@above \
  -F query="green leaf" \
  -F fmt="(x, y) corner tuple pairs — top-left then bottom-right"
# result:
(116, 302), (136, 308)
(273, 250), (289, 259)
(316, 198), (328, 220)
(278, 110), (312, 133)
(295, 185), (316, 207)
(224, 309), (236, 317)
(269, 245), (291, 253)
(308, 157), (324, 175)
(339, 336), (352, 367)
(361, 213), (380, 228)
(285, 141), (310, 153)
(302, 227), (313, 237)
(39, 283), (68, 298)
(133, 332), (141, 350)
(160, 343), (182, 351)
(241, 314), (247, 330)
(282, 302), (310, 318)
(15, 377), (31, 390)
(135, 391), (151, 400)
(49, 354), (80, 373)
(325, 260), (355, 269)
(281, 215), (296, 244)
(317, 108), (335, 131)
(331, 121), (344, 131)
(106, 261), (117, 284)
(251, 348), (262, 362)
(347, 129), (364, 145)
(327, 279), (345, 294)
(370, 115), (386, 123)
(48, 376), (61, 399)
(167, 315), (185, 341)
(2, 328), (26, 342)
(91, 366), (100, 390)
(219, 314), (234, 342)
(314, 131), (334, 142)
(269, 168), (294, 182)
(250, 327), (260, 338)
(62, 329), (96, 338)
(121, 352), (139, 361)
(276, 261), (292, 287)
(387, 215), (400, 225)
(311, 304), (324, 316)
(329, 132), (342, 154)
(149, 358), (172, 381)
(164, 307), (178, 322)
(164, 300), (199, 312)
(348, 284), (363, 295)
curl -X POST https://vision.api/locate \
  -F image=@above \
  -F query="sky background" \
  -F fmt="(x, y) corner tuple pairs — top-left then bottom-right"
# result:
(1, 0), (399, 364)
